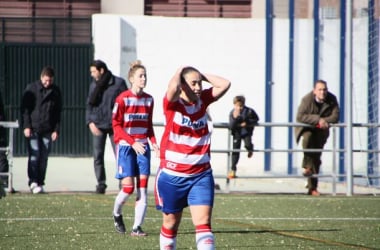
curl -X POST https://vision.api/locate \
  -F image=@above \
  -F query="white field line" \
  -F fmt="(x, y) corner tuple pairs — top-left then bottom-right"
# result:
(1, 217), (379, 222)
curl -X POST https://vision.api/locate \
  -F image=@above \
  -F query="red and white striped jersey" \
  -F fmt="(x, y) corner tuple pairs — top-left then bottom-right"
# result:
(160, 88), (216, 176)
(112, 89), (157, 146)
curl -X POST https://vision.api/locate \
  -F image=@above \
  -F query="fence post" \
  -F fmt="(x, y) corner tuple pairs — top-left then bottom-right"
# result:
(332, 126), (337, 195)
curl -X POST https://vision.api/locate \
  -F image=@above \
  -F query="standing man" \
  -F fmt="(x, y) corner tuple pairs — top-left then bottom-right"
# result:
(86, 60), (127, 194)
(228, 95), (259, 178)
(295, 79), (339, 196)
(0, 90), (10, 196)
(21, 66), (62, 194)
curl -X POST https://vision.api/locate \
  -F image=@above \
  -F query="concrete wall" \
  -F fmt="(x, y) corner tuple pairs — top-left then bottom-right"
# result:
(101, 0), (143, 15)
(92, 14), (372, 177)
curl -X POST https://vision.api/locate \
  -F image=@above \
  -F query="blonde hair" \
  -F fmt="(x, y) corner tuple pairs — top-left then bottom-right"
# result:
(128, 60), (146, 80)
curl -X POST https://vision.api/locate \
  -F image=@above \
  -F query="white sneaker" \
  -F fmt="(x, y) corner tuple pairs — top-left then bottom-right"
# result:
(30, 182), (44, 194)
(32, 186), (42, 194)
(30, 182), (38, 193)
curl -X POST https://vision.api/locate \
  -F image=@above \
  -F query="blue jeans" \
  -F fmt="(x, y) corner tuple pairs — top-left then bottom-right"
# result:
(92, 128), (115, 186)
(27, 132), (52, 186)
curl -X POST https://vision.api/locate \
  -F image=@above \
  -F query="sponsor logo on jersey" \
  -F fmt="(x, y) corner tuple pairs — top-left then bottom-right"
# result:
(181, 117), (206, 129)
(128, 113), (148, 120)
(166, 161), (177, 170)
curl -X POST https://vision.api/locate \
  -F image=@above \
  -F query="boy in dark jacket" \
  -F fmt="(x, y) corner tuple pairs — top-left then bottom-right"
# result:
(21, 66), (62, 194)
(228, 95), (259, 178)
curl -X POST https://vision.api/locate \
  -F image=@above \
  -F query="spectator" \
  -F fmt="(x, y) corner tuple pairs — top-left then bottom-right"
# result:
(228, 95), (259, 178)
(21, 66), (62, 194)
(111, 60), (159, 236)
(0, 90), (10, 196)
(155, 66), (230, 249)
(295, 79), (339, 196)
(86, 60), (127, 194)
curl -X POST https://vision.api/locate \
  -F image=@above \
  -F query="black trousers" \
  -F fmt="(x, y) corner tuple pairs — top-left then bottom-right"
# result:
(231, 134), (253, 171)
(92, 128), (115, 186)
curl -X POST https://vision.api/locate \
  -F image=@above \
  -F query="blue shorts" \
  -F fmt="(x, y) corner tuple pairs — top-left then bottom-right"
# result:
(115, 144), (151, 179)
(155, 168), (215, 213)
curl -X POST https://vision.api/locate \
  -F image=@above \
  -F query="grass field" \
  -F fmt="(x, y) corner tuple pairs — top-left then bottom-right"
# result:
(1, 193), (379, 250)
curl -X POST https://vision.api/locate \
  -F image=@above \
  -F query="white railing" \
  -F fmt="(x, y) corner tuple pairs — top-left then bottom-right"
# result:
(154, 122), (380, 196)
(1, 121), (378, 195)
(0, 121), (19, 193)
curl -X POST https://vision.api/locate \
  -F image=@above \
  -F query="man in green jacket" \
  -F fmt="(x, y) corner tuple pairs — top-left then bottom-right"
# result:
(295, 80), (339, 196)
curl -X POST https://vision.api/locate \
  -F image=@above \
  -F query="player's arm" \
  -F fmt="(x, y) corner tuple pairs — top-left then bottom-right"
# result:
(202, 73), (231, 100)
(166, 67), (183, 102)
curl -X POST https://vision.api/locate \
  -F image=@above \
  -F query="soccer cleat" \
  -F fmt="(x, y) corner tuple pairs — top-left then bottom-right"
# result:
(130, 226), (147, 236)
(113, 215), (126, 234)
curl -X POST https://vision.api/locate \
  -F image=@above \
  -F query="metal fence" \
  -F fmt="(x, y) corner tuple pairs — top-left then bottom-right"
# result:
(1, 121), (379, 195)
(0, 17), (94, 156)
(155, 121), (380, 196)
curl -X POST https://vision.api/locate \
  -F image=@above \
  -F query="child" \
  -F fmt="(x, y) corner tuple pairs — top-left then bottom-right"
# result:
(228, 95), (259, 178)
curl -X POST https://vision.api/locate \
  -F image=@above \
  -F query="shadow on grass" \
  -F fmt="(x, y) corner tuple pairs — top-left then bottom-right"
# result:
(213, 229), (342, 234)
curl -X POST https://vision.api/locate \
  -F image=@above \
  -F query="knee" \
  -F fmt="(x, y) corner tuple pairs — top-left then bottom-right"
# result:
(122, 184), (134, 194)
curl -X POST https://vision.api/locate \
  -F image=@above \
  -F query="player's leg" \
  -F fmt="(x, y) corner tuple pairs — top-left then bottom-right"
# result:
(155, 168), (188, 249)
(160, 212), (182, 250)
(189, 170), (215, 250)
(131, 145), (151, 236)
(113, 145), (137, 233)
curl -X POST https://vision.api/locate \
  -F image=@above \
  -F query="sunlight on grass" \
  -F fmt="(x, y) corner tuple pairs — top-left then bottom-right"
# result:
(1, 194), (379, 249)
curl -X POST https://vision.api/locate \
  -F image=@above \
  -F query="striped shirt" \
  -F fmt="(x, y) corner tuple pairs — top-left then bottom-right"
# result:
(112, 89), (156, 146)
(160, 88), (215, 175)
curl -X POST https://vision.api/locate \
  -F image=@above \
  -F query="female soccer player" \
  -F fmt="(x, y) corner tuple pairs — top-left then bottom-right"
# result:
(155, 66), (230, 249)
(112, 60), (159, 236)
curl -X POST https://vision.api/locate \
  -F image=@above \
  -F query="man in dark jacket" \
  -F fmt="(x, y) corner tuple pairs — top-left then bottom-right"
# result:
(86, 60), (127, 194)
(21, 66), (62, 194)
(228, 95), (259, 178)
(0, 90), (9, 197)
(295, 79), (339, 196)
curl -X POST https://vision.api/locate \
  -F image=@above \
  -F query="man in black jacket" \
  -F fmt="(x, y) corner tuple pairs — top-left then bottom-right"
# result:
(21, 66), (62, 194)
(0, 90), (9, 197)
(86, 60), (127, 194)
(228, 95), (259, 178)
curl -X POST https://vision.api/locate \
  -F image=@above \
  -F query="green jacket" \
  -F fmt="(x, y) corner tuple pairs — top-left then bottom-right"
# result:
(295, 91), (339, 143)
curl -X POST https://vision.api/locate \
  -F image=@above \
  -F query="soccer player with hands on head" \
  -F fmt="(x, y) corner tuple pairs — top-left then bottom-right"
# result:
(155, 66), (230, 250)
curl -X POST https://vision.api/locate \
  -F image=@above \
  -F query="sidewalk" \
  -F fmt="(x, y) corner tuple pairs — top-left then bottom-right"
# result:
(7, 157), (379, 196)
